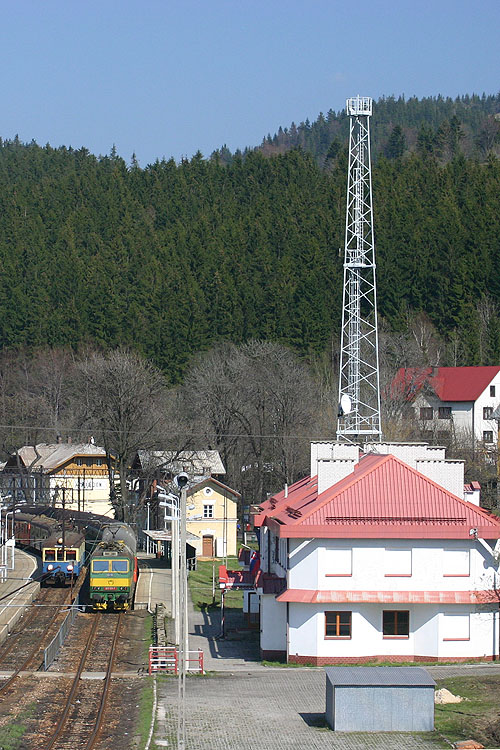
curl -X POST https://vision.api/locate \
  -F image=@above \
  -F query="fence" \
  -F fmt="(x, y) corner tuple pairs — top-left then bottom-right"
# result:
(43, 594), (81, 671)
(148, 646), (204, 675)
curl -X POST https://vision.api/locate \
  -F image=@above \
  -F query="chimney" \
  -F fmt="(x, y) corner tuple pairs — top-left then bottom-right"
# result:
(67, 436), (72, 445)
(56, 434), (62, 444)
(317, 459), (356, 495)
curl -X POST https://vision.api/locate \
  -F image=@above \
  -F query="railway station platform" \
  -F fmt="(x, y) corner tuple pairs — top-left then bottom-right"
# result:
(135, 552), (172, 615)
(0, 549), (39, 645)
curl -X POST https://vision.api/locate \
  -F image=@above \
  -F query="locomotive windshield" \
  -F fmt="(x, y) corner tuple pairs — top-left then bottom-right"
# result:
(111, 560), (128, 572)
(66, 550), (77, 560)
(44, 549), (56, 561)
(92, 560), (109, 572)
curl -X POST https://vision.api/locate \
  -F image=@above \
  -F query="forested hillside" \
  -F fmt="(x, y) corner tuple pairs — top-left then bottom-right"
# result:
(0, 92), (499, 381)
(227, 93), (500, 166)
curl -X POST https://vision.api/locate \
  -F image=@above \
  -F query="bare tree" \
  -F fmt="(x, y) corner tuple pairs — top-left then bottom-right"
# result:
(73, 348), (170, 520)
(181, 340), (321, 504)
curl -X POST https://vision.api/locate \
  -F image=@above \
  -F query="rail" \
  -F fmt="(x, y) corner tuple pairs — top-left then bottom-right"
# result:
(43, 594), (81, 670)
(148, 645), (204, 675)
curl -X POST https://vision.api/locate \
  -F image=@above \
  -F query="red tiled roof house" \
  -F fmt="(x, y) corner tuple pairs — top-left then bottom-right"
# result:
(254, 442), (500, 664)
(393, 366), (500, 447)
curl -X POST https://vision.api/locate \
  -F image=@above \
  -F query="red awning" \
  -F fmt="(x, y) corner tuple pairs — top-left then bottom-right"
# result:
(276, 589), (500, 604)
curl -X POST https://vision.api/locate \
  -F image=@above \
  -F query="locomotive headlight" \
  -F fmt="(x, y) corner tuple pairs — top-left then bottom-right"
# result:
(47, 564), (54, 571)
(67, 564), (74, 572)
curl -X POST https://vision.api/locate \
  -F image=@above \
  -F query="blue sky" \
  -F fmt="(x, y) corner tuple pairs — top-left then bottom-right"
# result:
(1, 0), (498, 166)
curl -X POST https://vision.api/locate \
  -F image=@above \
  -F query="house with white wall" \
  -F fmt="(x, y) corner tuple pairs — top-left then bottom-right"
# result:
(394, 366), (500, 447)
(252, 441), (500, 664)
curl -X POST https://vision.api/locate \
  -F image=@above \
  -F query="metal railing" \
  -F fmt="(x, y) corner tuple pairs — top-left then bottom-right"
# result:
(148, 645), (204, 675)
(43, 594), (81, 671)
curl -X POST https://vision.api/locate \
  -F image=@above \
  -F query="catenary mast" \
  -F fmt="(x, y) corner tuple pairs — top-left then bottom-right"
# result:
(337, 96), (382, 440)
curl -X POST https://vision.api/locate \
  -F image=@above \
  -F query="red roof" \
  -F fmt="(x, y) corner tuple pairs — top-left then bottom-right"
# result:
(276, 589), (500, 604)
(264, 453), (500, 540)
(393, 366), (500, 403)
(253, 474), (317, 528)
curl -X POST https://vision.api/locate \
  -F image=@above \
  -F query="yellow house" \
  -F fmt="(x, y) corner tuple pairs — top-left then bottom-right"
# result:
(3, 443), (114, 517)
(186, 478), (240, 558)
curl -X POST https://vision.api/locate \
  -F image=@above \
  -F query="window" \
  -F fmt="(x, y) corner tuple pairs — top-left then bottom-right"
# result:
(383, 610), (409, 637)
(443, 549), (469, 576)
(44, 549), (56, 561)
(385, 548), (412, 576)
(324, 548), (352, 576)
(491, 386), (496, 397)
(57, 549), (64, 561)
(483, 431), (494, 444)
(419, 407), (433, 420)
(325, 611), (351, 638)
(203, 505), (214, 519)
(112, 560), (129, 572)
(76, 458), (83, 466)
(442, 613), (470, 641)
(96, 458), (103, 467)
(66, 550), (77, 561)
(438, 406), (452, 419)
(483, 407), (493, 420)
(92, 560), (110, 572)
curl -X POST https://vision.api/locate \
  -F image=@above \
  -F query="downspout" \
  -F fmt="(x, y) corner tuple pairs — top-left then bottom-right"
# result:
(286, 537), (290, 663)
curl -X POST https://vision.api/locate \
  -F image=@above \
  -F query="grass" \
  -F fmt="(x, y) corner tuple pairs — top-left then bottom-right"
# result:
(0, 705), (36, 750)
(434, 675), (500, 748)
(132, 676), (156, 750)
(188, 557), (243, 610)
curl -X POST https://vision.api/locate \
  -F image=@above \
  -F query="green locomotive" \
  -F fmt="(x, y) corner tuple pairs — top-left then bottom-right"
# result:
(89, 523), (138, 610)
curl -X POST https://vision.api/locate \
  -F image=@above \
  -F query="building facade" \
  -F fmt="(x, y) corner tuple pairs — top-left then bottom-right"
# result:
(186, 478), (239, 558)
(395, 366), (500, 447)
(2, 443), (113, 517)
(253, 442), (500, 664)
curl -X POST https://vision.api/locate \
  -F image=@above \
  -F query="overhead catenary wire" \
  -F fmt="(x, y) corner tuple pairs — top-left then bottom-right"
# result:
(0, 422), (335, 441)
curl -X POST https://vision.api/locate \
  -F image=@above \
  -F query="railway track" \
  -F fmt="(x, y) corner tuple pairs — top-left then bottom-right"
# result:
(43, 612), (123, 750)
(0, 587), (72, 693)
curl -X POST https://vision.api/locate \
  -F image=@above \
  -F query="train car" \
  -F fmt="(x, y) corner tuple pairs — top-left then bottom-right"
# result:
(89, 523), (138, 610)
(14, 512), (61, 550)
(41, 531), (86, 585)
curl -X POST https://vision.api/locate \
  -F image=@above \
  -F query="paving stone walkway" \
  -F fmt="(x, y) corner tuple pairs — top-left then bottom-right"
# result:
(156, 670), (447, 749)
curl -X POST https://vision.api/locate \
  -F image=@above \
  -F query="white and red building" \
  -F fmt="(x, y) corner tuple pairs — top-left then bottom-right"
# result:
(250, 442), (500, 664)
(394, 366), (500, 447)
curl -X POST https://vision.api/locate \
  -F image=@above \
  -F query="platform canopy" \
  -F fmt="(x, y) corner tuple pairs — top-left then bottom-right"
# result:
(143, 529), (199, 542)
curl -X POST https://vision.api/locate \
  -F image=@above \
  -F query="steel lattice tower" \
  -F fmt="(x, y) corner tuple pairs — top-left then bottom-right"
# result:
(337, 96), (382, 440)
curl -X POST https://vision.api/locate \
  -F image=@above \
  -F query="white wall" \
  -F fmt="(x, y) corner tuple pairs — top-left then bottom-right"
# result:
(260, 594), (287, 652)
(288, 538), (497, 592)
(286, 603), (498, 660)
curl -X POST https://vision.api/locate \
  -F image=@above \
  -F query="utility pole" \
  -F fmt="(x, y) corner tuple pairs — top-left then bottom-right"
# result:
(337, 95), (382, 441)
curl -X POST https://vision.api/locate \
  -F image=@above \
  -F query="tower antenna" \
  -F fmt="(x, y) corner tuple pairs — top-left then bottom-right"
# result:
(337, 96), (382, 441)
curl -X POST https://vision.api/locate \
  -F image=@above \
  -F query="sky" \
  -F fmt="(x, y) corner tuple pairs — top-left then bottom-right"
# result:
(0, 0), (498, 166)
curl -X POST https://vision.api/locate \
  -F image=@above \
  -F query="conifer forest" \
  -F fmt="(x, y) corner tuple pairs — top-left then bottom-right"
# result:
(0, 93), (499, 382)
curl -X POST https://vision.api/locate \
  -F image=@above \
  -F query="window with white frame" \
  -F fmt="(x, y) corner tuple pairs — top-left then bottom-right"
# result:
(385, 548), (412, 576)
(483, 431), (494, 444)
(443, 549), (469, 576)
(483, 407), (493, 420)
(324, 548), (352, 576)
(442, 613), (470, 640)
(203, 505), (214, 519)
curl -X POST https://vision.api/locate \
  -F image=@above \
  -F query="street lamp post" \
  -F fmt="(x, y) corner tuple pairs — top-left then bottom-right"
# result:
(175, 473), (189, 750)
(158, 491), (180, 645)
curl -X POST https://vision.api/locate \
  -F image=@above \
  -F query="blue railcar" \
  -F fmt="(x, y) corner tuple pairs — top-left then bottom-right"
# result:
(41, 531), (86, 585)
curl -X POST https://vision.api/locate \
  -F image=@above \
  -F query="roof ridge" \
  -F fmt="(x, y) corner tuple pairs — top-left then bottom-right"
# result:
(294, 453), (392, 524)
